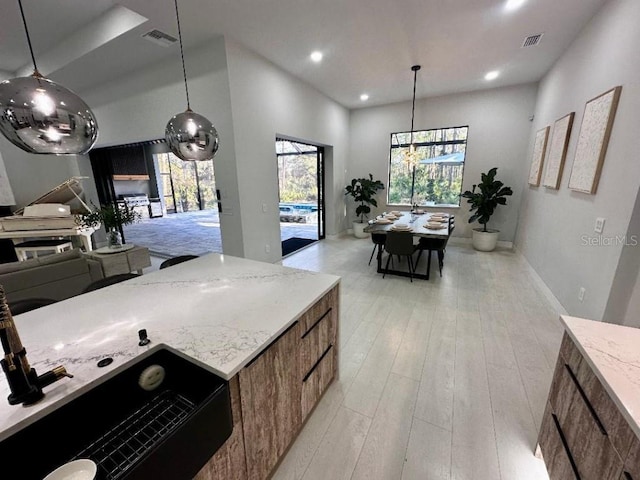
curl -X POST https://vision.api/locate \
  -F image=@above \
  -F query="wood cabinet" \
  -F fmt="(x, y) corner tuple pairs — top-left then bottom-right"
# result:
(239, 322), (303, 480)
(539, 332), (637, 480)
(198, 285), (339, 480)
(622, 437), (640, 480)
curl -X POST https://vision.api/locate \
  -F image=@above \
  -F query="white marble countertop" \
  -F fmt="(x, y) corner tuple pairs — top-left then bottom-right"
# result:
(0, 253), (339, 442)
(561, 315), (640, 439)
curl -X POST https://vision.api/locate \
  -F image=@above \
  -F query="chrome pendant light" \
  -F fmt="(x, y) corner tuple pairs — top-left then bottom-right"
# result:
(0, 0), (98, 155)
(403, 65), (421, 169)
(164, 0), (219, 162)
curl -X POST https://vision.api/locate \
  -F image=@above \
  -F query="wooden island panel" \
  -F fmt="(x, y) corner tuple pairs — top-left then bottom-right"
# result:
(239, 321), (303, 480)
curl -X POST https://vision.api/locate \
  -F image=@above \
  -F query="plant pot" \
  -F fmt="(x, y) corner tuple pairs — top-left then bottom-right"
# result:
(353, 222), (369, 239)
(472, 228), (499, 252)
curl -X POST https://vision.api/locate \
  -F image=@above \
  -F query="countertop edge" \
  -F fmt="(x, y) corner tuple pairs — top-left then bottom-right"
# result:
(559, 314), (640, 440)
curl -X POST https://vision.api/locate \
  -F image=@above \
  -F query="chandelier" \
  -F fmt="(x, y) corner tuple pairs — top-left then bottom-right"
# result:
(0, 0), (98, 155)
(403, 65), (421, 169)
(164, 0), (219, 161)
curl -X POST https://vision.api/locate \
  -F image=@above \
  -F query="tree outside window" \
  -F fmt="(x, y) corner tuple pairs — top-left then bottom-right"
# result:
(388, 126), (468, 206)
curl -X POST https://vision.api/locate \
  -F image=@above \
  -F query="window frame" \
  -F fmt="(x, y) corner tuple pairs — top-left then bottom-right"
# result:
(387, 125), (469, 208)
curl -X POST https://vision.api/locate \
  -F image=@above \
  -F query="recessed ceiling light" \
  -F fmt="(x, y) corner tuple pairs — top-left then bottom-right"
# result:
(310, 51), (323, 63)
(485, 70), (500, 81)
(360, 93), (369, 101)
(505, 0), (526, 11)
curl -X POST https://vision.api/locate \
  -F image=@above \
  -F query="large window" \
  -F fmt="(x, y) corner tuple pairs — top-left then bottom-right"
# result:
(388, 126), (468, 206)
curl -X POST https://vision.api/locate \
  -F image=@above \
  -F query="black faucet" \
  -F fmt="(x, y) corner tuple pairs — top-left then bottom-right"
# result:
(0, 285), (72, 405)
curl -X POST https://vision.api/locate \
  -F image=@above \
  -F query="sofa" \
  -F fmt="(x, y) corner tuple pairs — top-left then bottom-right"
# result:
(0, 249), (104, 303)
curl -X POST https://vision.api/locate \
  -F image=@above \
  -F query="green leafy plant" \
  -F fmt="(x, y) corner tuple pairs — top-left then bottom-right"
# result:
(460, 167), (513, 232)
(344, 174), (385, 223)
(76, 202), (140, 231)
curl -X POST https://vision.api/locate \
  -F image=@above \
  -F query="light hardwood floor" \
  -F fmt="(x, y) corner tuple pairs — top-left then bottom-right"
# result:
(275, 235), (564, 480)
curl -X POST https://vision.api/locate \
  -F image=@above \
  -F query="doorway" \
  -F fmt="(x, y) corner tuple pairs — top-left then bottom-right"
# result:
(275, 138), (325, 257)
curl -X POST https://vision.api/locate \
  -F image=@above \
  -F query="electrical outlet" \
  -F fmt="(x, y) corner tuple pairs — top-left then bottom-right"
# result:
(265, 244), (270, 253)
(578, 287), (586, 302)
(595, 217), (605, 234)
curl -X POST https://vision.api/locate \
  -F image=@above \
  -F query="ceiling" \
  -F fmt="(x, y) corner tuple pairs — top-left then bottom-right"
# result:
(0, 0), (608, 109)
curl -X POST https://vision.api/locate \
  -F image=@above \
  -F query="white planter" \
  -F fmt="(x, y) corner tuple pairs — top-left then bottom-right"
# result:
(472, 228), (499, 252)
(353, 222), (369, 238)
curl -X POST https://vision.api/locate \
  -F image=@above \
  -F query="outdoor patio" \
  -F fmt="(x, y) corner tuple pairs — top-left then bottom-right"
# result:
(123, 209), (318, 257)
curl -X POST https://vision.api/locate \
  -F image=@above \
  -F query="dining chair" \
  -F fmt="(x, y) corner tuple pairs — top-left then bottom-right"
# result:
(82, 273), (140, 293)
(368, 233), (387, 266)
(383, 231), (416, 282)
(415, 216), (455, 278)
(159, 255), (199, 270)
(9, 298), (56, 315)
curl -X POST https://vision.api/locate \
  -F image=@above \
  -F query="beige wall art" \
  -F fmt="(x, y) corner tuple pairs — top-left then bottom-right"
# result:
(528, 126), (550, 186)
(543, 112), (575, 189)
(568, 86), (622, 194)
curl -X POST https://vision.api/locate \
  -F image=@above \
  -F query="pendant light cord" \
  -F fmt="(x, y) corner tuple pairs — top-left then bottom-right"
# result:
(410, 65), (420, 145)
(17, 0), (39, 74)
(174, 0), (191, 110)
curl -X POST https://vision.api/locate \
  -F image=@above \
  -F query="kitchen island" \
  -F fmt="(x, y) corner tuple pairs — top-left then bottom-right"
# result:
(0, 253), (340, 479)
(538, 316), (640, 480)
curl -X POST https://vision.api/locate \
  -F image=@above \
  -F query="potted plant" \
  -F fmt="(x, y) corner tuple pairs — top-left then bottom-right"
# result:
(345, 174), (385, 238)
(77, 202), (140, 248)
(460, 167), (513, 252)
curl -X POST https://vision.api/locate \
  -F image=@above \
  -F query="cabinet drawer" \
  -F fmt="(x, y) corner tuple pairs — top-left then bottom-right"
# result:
(300, 307), (335, 378)
(299, 286), (338, 336)
(560, 334), (635, 459)
(539, 401), (580, 480)
(301, 344), (335, 420)
(555, 362), (624, 480)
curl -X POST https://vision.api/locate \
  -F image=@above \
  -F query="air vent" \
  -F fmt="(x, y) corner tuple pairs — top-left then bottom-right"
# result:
(141, 29), (178, 47)
(522, 33), (543, 48)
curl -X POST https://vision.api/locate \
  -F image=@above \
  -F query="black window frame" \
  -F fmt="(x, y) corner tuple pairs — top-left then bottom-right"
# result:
(387, 125), (469, 207)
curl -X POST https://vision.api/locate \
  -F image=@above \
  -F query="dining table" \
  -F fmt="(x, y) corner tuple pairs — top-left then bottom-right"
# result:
(363, 211), (451, 280)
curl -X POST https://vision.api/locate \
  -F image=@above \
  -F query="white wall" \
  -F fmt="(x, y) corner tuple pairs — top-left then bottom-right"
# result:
(79, 37), (245, 257)
(348, 84), (538, 242)
(515, 0), (640, 321)
(224, 39), (350, 262)
(0, 136), (82, 208)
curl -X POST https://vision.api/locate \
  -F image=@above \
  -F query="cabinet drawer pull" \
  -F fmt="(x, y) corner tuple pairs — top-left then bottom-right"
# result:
(552, 413), (581, 480)
(624, 472), (633, 480)
(301, 308), (332, 339)
(303, 344), (333, 382)
(564, 363), (607, 435)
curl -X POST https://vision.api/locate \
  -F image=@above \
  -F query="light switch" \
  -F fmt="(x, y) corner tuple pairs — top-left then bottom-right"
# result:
(595, 217), (605, 234)
(262, 203), (268, 213)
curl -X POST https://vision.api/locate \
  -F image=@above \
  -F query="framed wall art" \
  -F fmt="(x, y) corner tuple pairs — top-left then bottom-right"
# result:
(528, 126), (550, 186)
(542, 112), (575, 189)
(568, 86), (622, 194)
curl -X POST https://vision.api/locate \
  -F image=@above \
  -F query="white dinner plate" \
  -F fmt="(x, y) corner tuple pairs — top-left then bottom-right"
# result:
(43, 459), (97, 480)
(425, 223), (447, 230)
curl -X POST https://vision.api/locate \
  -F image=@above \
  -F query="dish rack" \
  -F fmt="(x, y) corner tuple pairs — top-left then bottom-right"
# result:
(73, 390), (195, 480)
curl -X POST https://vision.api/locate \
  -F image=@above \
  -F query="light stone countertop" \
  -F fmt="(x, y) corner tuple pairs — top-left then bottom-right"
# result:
(561, 315), (640, 439)
(0, 253), (339, 442)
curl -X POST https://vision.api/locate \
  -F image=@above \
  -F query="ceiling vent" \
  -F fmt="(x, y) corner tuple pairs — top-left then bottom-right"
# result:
(141, 29), (178, 47)
(522, 33), (543, 48)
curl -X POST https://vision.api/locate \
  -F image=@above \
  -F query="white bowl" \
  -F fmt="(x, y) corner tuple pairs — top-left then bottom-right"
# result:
(43, 459), (97, 480)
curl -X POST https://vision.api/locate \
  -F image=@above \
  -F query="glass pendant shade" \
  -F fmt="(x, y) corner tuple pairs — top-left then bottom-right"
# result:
(0, 74), (98, 155)
(165, 109), (219, 162)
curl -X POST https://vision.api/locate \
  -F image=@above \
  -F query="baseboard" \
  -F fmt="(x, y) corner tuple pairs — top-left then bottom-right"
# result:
(515, 246), (568, 315)
(447, 236), (514, 250)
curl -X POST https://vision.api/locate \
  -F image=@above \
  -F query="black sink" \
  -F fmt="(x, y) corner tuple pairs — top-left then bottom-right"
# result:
(1, 348), (232, 480)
